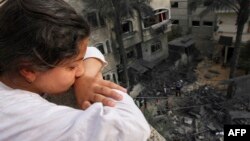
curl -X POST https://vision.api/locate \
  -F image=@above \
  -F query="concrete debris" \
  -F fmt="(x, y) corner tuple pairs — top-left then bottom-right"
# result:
(137, 58), (250, 141)
(172, 115), (179, 121)
(176, 127), (185, 135)
(207, 123), (217, 131)
(167, 110), (173, 116)
(198, 136), (205, 140)
(229, 111), (250, 120)
(142, 81), (250, 141)
(184, 117), (193, 125)
(204, 73), (216, 79)
(208, 69), (220, 74)
(188, 111), (201, 119)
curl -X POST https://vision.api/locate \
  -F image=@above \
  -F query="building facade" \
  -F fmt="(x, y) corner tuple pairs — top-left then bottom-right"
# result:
(214, 10), (250, 64)
(66, 0), (172, 89)
(170, 0), (216, 57)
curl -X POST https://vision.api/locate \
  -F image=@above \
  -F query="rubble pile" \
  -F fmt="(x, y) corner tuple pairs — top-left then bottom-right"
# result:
(144, 85), (250, 141)
(170, 86), (226, 141)
(139, 59), (250, 141)
(139, 60), (198, 98)
(143, 86), (226, 141)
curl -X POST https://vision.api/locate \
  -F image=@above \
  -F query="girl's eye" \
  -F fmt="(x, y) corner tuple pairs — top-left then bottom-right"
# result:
(68, 66), (76, 70)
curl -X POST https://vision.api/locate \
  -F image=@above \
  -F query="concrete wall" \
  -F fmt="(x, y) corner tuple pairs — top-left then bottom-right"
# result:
(64, 0), (86, 15)
(142, 34), (169, 62)
(190, 7), (216, 37)
(214, 13), (250, 43)
(142, 0), (171, 64)
(170, 0), (216, 37)
(150, 0), (171, 10)
(170, 0), (188, 34)
(235, 76), (250, 99)
(122, 13), (143, 49)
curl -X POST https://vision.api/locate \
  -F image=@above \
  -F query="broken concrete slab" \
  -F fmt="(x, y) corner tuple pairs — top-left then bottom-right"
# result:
(198, 136), (205, 140)
(229, 111), (250, 120)
(207, 123), (217, 131)
(188, 111), (201, 119)
(184, 117), (193, 125)
(176, 127), (185, 135)
(208, 69), (220, 74)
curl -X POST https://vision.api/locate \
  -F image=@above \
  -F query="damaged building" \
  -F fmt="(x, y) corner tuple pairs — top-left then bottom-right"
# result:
(65, 0), (172, 91)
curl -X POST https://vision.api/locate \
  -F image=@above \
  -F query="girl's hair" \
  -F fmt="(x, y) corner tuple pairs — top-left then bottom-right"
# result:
(0, 0), (90, 75)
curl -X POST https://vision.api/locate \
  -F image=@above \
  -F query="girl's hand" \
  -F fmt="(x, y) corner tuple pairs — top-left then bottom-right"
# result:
(74, 57), (126, 109)
(74, 75), (127, 109)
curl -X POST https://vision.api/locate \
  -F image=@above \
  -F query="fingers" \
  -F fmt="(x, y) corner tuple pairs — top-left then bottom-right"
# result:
(92, 94), (116, 107)
(75, 76), (126, 109)
(80, 96), (117, 110)
(99, 80), (127, 93)
(81, 101), (91, 110)
(94, 85), (123, 101)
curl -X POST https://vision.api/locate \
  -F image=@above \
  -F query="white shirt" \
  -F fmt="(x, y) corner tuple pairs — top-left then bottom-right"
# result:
(84, 47), (106, 62)
(84, 47), (107, 67)
(0, 47), (151, 141)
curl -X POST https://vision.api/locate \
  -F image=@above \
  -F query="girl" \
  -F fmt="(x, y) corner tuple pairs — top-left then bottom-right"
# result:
(0, 0), (150, 140)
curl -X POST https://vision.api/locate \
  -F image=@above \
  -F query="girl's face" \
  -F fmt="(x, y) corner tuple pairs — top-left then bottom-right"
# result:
(31, 38), (88, 94)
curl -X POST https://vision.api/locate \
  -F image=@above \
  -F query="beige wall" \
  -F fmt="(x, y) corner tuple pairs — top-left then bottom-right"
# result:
(214, 13), (250, 43)
(64, 0), (87, 15)
(142, 34), (169, 62)
(150, 0), (171, 10)
(217, 13), (249, 34)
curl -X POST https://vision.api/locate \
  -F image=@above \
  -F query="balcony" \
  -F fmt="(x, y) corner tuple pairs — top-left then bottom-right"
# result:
(122, 31), (137, 40)
(142, 8), (171, 41)
(143, 20), (172, 41)
(122, 30), (141, 49)
(150, 20), (172, 34)
(215, 9), (235, 14)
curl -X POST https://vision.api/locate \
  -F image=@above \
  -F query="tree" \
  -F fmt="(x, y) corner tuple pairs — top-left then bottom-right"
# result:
(82, 0), (153, 89)
(188, 0), (250, 98)
(239, 41), (250, 74)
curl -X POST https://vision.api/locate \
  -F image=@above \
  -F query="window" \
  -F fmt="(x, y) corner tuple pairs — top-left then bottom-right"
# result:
(151, 41), (162, 53)
(96, 43), (105, 54)
(248, 22), (250, 33)
(122, 21), (133, 34)
(172, 20), (179, 25)
(204, 0), (212, 6)
(99, 13), (105, 26)
(192, 21), (200, 26)
(171, 2), (178, 8)
(106, 40), (112, 53)
(143, 9), (169, 28)
(113, 74), (117, 83)
(87, 12), (98, 28)
(127, 50), (134, 59)
(157, 11), (168, 22)
(86, 12), (105, 28)
(203, 21), (213, 26)
(154, 9), (169, 22)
